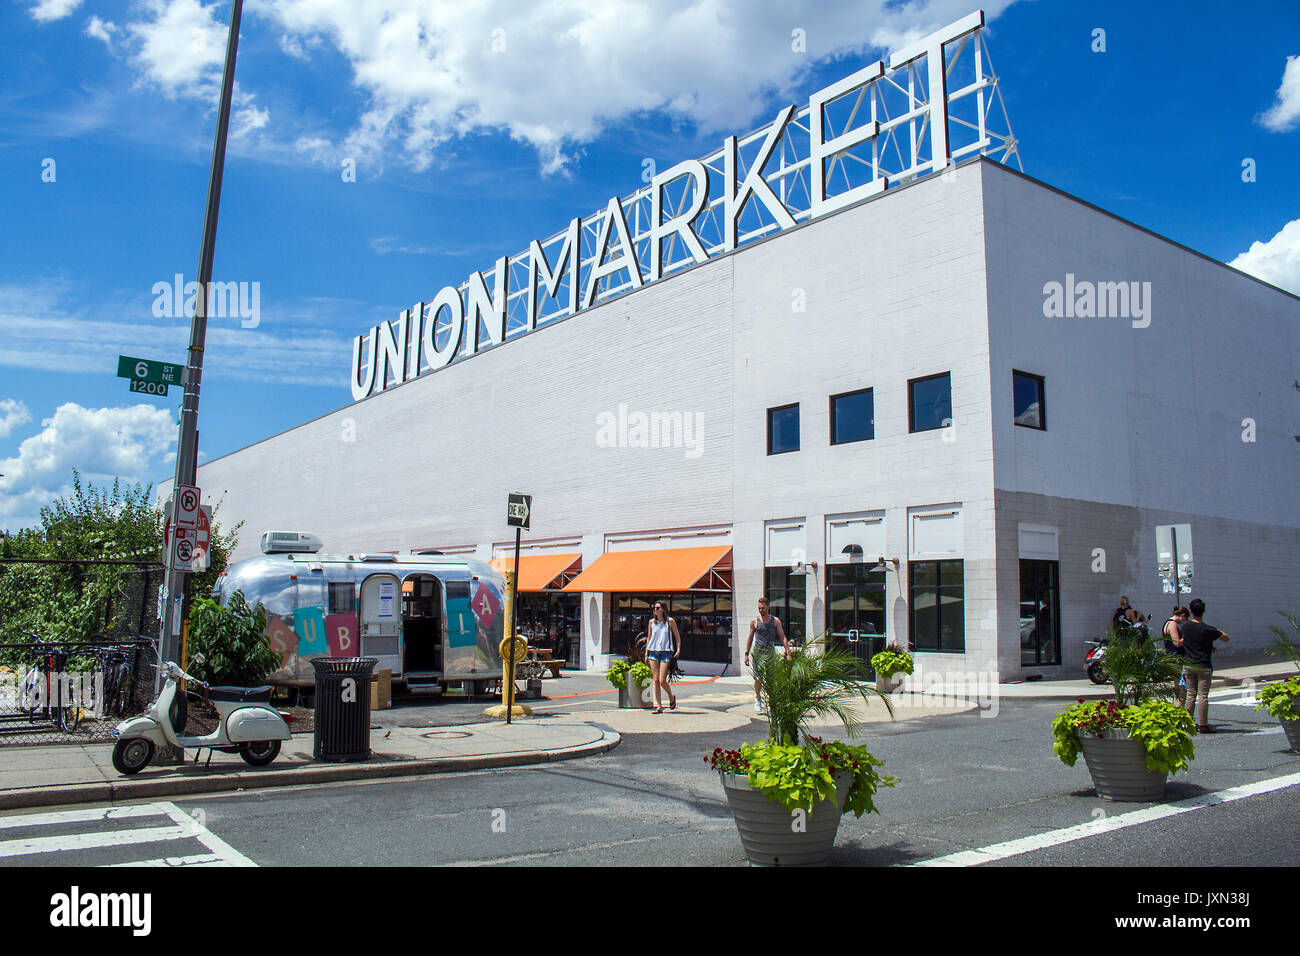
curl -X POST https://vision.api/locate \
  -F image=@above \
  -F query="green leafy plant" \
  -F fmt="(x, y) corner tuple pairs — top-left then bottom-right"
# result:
(1101, 628), (1184, 707)
(1052, 697), (1197, 774)
(710, 635), (897, 819)
(737, 736), (894, 818)
(0, 472), (240, 657)
(870, 644), (914, 680)
(1256, 677), (1300, 721)
(606, 659), (651, 690)
(605, 659), (630, 689)
(185, 590), (280, 686)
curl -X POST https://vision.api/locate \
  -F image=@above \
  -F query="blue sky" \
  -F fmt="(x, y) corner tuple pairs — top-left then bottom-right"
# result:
(1, 0), (1298, 531)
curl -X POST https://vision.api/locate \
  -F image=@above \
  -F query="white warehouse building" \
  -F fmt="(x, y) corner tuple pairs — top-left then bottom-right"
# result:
(168, 16), (1299, 684)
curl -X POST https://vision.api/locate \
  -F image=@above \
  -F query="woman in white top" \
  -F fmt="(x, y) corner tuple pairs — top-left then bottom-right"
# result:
(645, 601), (682, 714)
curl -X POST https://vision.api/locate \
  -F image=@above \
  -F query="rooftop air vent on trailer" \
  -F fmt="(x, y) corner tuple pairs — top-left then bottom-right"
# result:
(260, 531), (323, 554)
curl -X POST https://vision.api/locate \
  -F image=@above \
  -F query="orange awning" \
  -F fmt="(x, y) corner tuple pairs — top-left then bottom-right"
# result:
(563, 545), (731, 593)
(489, 553), (582, 591)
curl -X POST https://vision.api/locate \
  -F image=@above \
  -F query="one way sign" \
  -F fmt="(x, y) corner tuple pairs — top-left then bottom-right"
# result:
(507, 493), (531, 530)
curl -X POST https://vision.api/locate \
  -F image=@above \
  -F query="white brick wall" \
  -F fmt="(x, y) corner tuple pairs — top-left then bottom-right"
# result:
(169, 159), (1299, 677)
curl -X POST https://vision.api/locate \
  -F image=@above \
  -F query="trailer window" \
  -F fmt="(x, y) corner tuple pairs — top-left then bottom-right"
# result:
(329, 582), (356, 614)
(445, 580), (470, 601)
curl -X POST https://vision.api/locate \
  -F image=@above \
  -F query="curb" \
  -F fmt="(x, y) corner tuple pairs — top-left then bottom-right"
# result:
(0, 729), (620, 812)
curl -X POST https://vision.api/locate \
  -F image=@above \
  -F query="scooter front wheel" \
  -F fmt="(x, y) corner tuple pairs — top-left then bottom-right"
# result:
(239, 740), (281, 766)
(112, 738), (154, 775)
(1086, 663), (1106, 685)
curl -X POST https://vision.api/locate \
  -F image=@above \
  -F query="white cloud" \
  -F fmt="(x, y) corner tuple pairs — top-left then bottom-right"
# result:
(29, 0), (82, 23)
(0, 400), (33, 439)
(0, 403), (176, 531)
(126, 0), (229, 99)
(1230, 218), (1300, 295)
(254, 0), (1018, 175)
(1259, 55), (1300, 132)
(0, 280), (354, 389)
(85, 15), (119, 46)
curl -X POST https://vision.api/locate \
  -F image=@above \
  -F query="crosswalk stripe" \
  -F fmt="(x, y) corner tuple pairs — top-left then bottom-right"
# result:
(0, 803), (170, 830)
(0, 825), (190, 858)
(156, 802), (256, 867)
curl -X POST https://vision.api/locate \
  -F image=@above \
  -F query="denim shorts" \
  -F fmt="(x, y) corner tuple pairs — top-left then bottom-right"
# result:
(647, 651), (673, 663)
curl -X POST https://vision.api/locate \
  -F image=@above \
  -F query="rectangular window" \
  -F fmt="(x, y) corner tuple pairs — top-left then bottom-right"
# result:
(1019, 559), (1060, 666)
(909, 372), (952, 433)
(609, 592), (731, 663)
(830, 388), (874, 445)
(328, 582), (355, 614)
(767, 403), (800, 455)
(1013, 370), (1046, 430)
(909, 559), (964, 652)
(764, 567), (807, 646)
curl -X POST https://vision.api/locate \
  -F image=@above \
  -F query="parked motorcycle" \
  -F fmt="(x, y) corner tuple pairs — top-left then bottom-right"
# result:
(1084, 638), (1108, 684)
(109, 653), (291, 774)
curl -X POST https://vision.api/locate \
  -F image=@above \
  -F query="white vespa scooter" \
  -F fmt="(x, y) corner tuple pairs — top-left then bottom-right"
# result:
(109, 653), (292, 775)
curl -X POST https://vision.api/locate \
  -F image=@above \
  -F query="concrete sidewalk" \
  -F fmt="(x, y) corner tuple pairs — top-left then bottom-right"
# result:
(0, 718), (619, 811)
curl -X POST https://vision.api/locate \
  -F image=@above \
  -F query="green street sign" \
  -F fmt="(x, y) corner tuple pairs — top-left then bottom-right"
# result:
(129, 379), (169, 397)
(117, 355), (182, 386)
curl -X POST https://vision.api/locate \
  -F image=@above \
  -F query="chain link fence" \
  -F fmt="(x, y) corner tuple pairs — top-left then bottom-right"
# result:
(0, 638), (157, 746)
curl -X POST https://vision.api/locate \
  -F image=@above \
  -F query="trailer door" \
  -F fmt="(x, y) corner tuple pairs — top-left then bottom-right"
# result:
(359, 573), (403, 678)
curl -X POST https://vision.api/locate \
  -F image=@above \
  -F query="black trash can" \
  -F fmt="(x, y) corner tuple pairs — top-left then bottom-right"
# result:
(311, 658), (378, 762)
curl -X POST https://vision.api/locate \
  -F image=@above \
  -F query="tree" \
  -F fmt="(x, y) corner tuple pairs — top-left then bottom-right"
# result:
(0, 471), (240, 647)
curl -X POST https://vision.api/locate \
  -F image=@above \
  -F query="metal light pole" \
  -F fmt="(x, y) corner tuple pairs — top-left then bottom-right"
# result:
(160, 0), (244, 667)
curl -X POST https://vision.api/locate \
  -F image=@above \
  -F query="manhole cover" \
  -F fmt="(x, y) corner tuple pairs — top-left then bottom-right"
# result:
(422, 731), (472, 739)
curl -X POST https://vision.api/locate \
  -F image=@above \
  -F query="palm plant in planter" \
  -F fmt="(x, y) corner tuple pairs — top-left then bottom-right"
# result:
(1052, 629), (1194, 801)
(870, 644), (914, 693)
(707, 636), (896, 866)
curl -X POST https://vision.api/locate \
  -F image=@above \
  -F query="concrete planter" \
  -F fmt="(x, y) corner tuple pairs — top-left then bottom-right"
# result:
(617, 680), (654, 709)
(719, 771), (851, 866)
(1078, 729), (1168, 802)
(875, 674), (904, 694)
(1281, 715), (1300, 753)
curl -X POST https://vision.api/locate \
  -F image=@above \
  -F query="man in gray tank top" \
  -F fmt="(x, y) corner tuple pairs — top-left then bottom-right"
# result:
(745, 597), (791, 713)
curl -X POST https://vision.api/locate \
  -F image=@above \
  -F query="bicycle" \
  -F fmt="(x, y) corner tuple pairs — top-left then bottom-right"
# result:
(17, 632), (81, 733)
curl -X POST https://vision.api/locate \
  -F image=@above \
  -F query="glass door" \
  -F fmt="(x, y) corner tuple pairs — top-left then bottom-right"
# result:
(825, 565), (886, 677)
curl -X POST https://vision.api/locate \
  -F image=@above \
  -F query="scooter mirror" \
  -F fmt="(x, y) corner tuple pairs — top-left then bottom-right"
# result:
(193, 652), (205, 665)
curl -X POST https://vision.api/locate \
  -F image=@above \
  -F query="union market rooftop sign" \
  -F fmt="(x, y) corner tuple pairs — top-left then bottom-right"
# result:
(349, 10), (1019, 402)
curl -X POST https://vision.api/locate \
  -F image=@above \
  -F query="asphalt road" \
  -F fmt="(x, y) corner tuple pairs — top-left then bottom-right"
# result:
(4, 681), (1295, 870)
(158, 692), (1298, 868)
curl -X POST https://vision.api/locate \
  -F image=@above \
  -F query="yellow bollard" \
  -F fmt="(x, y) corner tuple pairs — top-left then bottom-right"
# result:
(483, 570), (532, 719)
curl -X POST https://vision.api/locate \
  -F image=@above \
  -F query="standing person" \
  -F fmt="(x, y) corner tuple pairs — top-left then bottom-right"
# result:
(1179, 598), (1231, 733)
(744, 597), (791, 714)
(644, 601), (681, 714)
(1162, 606), (1189, 705)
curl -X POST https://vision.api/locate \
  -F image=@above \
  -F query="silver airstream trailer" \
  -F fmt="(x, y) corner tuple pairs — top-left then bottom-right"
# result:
(212, 532), (506, 695)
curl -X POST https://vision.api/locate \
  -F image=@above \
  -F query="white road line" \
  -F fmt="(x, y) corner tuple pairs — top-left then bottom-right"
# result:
(911, 771), (1300, 867)
(0, 803), (171, 829)
(0, 825), (189, 858)
(110, 853), (228, 867)
(158, 803), (257, 867)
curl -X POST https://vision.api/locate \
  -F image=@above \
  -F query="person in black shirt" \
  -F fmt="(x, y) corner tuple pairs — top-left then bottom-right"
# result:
(1176, 598), (1231, 733)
